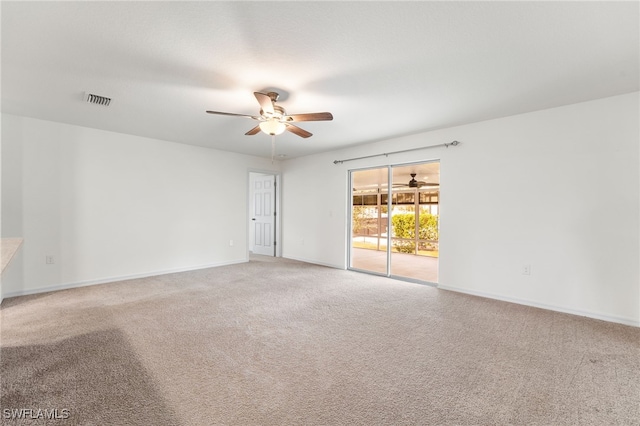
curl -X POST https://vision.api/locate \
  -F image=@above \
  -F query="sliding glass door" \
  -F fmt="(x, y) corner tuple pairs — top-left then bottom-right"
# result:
(349, 162), (440, 284)
(350, 167), (389, 275)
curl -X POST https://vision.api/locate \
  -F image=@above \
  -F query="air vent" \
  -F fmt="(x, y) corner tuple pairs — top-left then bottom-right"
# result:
(85, 93), (112, 107)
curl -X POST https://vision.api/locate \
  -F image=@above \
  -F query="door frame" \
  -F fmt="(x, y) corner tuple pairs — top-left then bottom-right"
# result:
(348, 160), (440, 285)
(248, 170), (281, 258)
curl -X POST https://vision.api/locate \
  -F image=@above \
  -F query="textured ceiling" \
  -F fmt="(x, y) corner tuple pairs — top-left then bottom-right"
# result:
(2, 1), (638, 159)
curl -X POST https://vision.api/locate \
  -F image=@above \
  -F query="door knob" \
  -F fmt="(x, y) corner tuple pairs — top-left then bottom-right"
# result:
(252, 218), (256, 221)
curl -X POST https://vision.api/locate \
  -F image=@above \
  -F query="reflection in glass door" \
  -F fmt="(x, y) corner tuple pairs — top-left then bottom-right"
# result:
(389, 164), (439, 282)
(350, 167), (388, 275)
(349, 162), (440, 284)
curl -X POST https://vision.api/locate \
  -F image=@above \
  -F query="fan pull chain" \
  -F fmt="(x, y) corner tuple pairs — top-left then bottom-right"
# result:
(271, 134), (276, 164)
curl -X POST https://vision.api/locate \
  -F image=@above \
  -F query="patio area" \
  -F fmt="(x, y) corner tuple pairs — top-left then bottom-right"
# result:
(350, 247), (438, 284)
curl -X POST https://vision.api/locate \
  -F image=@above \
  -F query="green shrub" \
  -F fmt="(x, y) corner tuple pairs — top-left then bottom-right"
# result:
(393, 240), (416, 253)
(391, 212), (439, 253)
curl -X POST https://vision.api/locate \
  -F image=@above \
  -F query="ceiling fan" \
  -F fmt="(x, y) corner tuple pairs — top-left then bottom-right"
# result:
(206, 91), (333, 139)
(393, 173), (439, 189)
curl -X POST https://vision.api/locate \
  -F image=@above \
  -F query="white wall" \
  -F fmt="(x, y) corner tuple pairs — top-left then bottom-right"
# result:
(281, 92), (640, 326)
(1, 114), (279, 297)
(3, 93), (638, 325)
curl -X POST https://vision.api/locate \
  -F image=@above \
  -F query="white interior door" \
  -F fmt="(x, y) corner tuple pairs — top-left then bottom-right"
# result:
(252, 175), (275, 256)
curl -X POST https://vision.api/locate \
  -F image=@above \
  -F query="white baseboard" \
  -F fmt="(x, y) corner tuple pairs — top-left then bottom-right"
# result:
(438, 284), (640, 328)
(1, 259), (247, 300)
(5, 260), (636, 328)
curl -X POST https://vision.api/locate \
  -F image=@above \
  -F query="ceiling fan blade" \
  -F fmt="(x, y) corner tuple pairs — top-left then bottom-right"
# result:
(285, 123), (312, 138)
(254, 92), (274, 115)
(245, 125), (261, 136)
(206, 110), (259, 120)
(284, 112), (333, 122)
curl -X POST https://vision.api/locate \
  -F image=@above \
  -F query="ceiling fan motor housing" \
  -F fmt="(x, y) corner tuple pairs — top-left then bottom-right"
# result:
(262, 105), (286, 119)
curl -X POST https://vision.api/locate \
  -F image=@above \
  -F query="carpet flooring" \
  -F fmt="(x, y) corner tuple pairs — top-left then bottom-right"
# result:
(1, 255), (639, 425)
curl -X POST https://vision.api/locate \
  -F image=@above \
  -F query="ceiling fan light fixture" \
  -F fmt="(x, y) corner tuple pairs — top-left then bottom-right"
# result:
(206, 90), (331, 142)
(259, 120), (286, 136)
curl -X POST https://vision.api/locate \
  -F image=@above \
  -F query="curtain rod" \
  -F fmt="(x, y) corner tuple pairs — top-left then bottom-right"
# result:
(333, 140), (460, 165)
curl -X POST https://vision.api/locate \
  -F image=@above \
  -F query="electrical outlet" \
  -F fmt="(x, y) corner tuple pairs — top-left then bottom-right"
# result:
(46, 255), (55, 265)
(522, 264), (531, 275)
(229, 240), (234, 247)
(301, 238), (305, 245)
